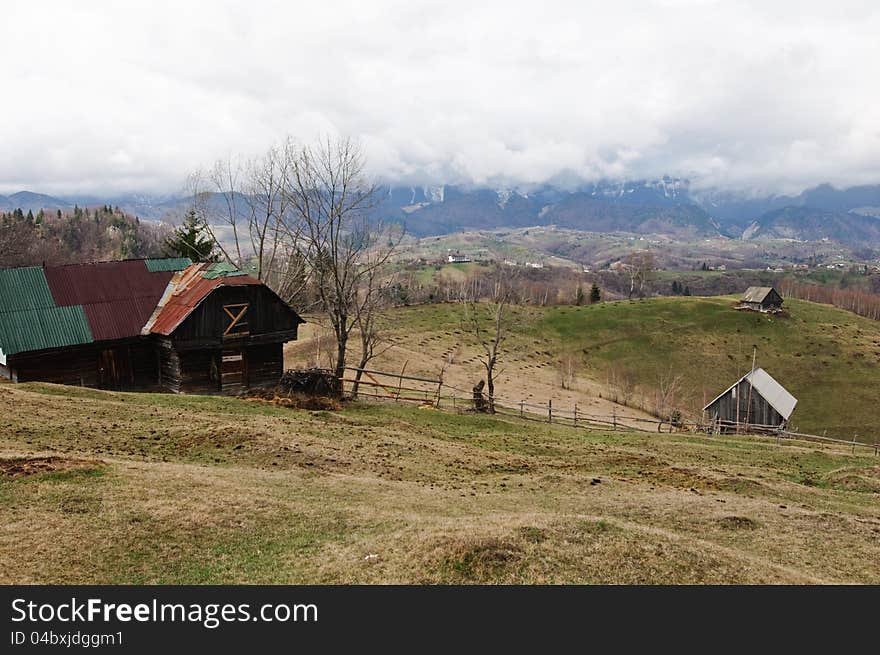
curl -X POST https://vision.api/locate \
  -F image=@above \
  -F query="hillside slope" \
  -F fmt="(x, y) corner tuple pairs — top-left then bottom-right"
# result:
(326, 298), (880, 441)
(1, 383), (879, 584)
(540, 297), (880, 439)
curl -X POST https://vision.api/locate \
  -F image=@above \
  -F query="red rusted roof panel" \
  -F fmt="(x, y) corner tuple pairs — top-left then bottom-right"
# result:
(84, 298), (161, 342)
(43, 260), (173, 306)
(42, 260), (176, 342)
(146, 263), (262, 336)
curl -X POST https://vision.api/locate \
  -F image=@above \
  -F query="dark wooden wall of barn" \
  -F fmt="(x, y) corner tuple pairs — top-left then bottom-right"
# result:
(171, 285), (300, 344)
(9, 340), (157, 390)
(155, 338), (284, 395)
(705, 379), (784, 428)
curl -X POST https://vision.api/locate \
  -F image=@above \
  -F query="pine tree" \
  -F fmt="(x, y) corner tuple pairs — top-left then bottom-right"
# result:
(589, 283), (601, 304)
(671, 280), (680, 295)
(164, 209), (216, 262)
(683, 285), (691, 296)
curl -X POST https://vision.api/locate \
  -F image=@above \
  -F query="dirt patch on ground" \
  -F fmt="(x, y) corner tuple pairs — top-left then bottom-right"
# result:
(824, 470), (880, 494)
(718, 515), (760, 530)
(0, 456), (105, 479)
(428, 536), (524, 582)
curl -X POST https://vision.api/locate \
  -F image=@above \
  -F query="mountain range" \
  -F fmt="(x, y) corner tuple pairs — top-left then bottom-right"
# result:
(3, 181), (880, 247)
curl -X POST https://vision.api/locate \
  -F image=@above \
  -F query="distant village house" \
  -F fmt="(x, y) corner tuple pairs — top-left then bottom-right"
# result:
(447, 252), (471, 263)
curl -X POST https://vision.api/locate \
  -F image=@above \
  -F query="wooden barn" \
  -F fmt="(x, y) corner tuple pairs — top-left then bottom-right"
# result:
(739, 286), (783, 312)
(0, 259), (303, 394)
(142, 262), (303, 394)
(703, 367), (797, 432)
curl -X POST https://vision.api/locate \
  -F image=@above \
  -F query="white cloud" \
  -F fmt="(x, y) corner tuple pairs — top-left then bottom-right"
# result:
(1, 0), (878, 195)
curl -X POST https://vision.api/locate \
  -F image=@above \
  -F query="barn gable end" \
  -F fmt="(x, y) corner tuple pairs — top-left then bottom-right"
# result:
(703, 367), (797, 431)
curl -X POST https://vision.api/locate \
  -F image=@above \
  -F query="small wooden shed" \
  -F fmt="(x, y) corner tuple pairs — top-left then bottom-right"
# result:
(739, 286), (783, 312)
(703, 367), (797, 432)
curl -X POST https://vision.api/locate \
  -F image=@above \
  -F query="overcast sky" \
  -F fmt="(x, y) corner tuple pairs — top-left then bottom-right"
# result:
(2, 0), (878, 196)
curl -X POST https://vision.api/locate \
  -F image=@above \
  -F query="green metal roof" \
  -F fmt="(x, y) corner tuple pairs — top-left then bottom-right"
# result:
(144, 257), (192, 272)
(0, 304), (93, 356)
(0, 266), (56, 312)
(202, 262), (247, 279)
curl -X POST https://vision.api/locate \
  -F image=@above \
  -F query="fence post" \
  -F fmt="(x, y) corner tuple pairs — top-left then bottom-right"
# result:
(612, 407), (617, 430)
(574, 402), (578, 427)
(520, 400), (524, 419)
(852, 434), (857, 454)
(548, 399), (552, 424)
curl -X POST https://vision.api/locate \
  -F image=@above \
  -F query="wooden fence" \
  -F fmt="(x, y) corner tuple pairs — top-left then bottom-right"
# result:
(338, 365), (879, 456)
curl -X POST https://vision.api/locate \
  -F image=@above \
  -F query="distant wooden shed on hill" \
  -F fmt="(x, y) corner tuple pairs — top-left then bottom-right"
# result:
(703, 367), (797, 432)
(739, 286), (783, 312)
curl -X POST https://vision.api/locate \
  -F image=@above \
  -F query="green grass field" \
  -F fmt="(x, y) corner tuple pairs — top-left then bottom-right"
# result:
(535, 297), (880, 438)
(2, 382), (879, 584)
(377, 296), (880, 440)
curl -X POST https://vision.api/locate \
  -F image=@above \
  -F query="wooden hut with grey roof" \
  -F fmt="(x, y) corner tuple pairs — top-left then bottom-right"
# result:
(703, 367), (797, 432)
(739, 286), (783, 312)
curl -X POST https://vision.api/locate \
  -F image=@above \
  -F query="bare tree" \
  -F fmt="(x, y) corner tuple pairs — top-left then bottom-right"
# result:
(461, 264), (517, 413)
(188, 158), (246, 269)
(243, 143), (297, 281)
(349, 267), (396, 398)
(557, 350), (578, 390)
(188, 143), (303, 286)
(621, 250), (656, 299)
(656, 366), (683, 418)
(284, 136), (401, 381)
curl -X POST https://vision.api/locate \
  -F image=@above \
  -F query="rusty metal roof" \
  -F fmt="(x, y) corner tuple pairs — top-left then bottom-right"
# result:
(143, 263), (263, 336)
(0, 258), (189, 356)
(43, 259), (176, 343)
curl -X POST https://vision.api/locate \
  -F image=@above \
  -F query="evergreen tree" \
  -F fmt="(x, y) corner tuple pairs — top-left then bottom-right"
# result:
(671, 280), (680, 295)
(25, 209), (34, 223)
(683, 285), (691, 296)
(575, 283), (585, 306)
(57, 209), (62, 220)
(164, 209), (216, 262)
(589, 283), (601, 304)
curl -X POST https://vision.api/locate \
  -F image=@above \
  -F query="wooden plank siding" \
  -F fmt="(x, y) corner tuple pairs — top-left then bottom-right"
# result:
(704, 379), (785, 430)
(153, 285), (298, 395)
(8, 339), (158, 390)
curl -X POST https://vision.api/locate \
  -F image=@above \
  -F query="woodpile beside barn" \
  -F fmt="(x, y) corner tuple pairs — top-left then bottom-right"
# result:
(0, 258), (303, 395)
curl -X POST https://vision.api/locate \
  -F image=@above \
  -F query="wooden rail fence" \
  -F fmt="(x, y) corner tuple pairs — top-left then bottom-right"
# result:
(338, 366), (878, 456)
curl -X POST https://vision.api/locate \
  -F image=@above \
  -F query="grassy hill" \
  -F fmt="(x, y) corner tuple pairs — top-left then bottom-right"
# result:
(536, 297), (880, 439)
(1, 382), (879, 584)
(359, 297), (880, 441)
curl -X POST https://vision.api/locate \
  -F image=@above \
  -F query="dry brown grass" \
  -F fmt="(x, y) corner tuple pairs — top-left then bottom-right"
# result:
(0, 381), (879, 584)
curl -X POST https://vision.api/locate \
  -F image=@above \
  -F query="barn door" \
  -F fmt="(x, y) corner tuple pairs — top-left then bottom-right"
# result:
(221, 349), (247, 393)
(98, 347), (132, 390)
